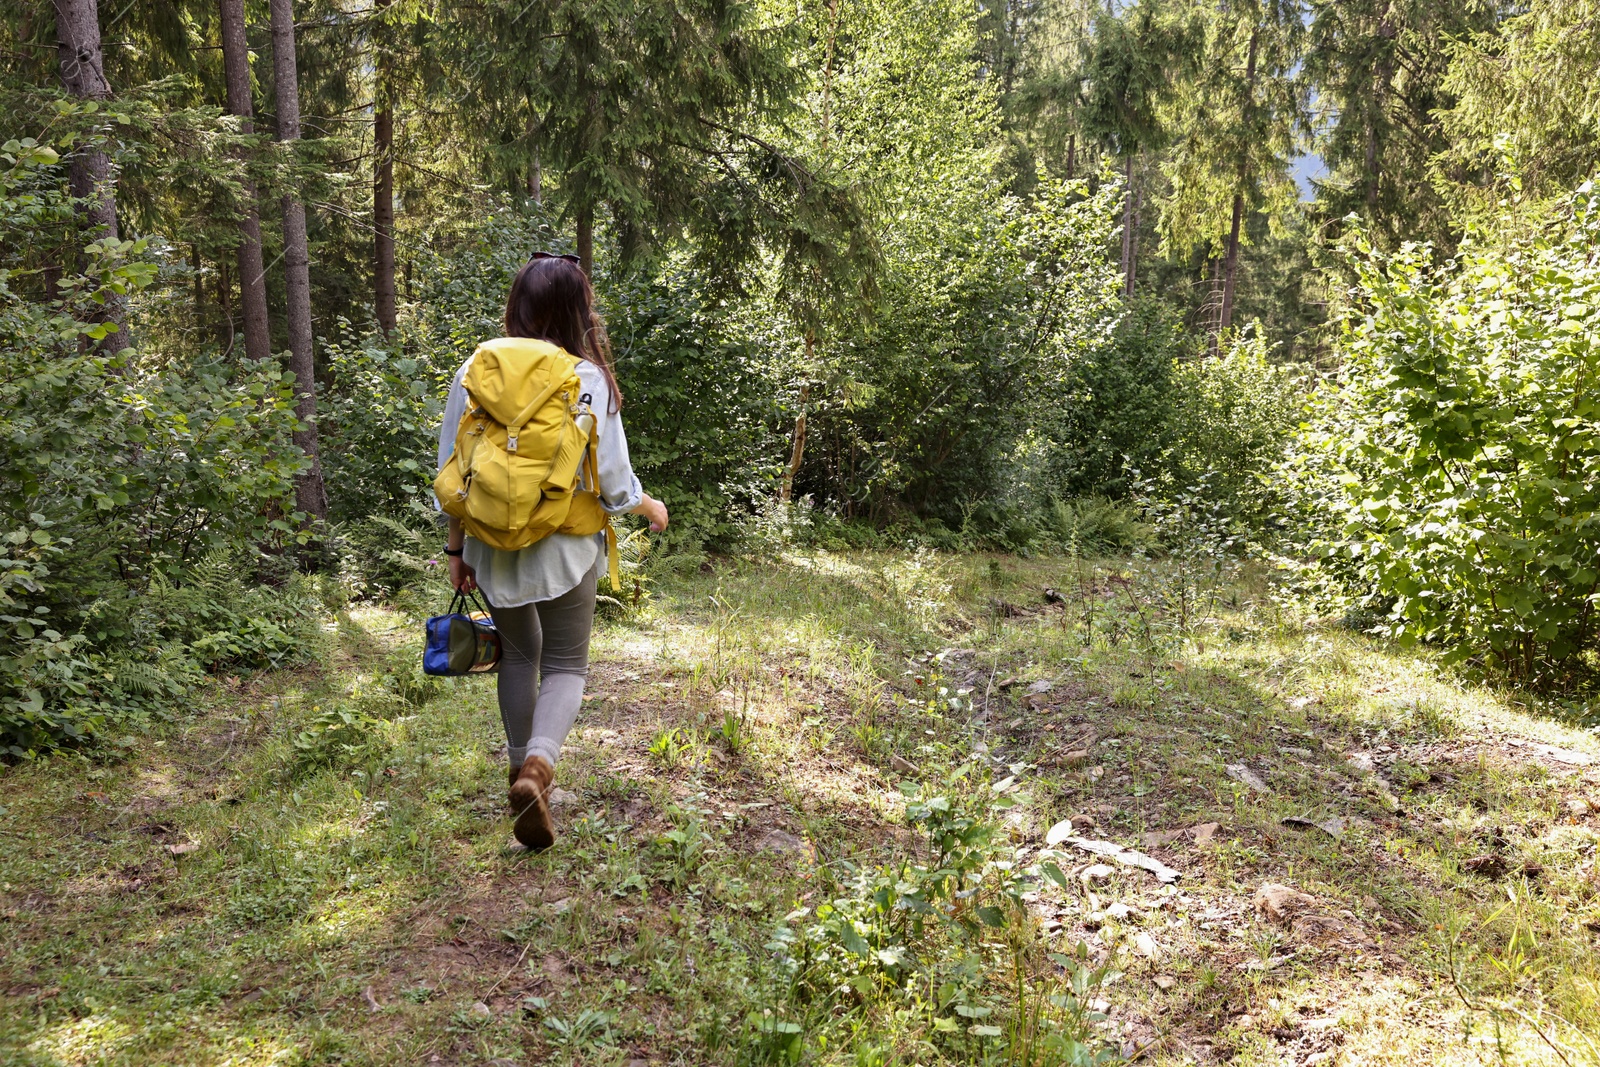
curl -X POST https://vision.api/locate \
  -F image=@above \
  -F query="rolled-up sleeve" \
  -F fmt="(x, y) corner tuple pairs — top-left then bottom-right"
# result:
(595, 401), (644, 514)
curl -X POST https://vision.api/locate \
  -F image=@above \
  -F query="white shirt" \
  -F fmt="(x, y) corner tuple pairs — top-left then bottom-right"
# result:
(436, 353), (643, 607)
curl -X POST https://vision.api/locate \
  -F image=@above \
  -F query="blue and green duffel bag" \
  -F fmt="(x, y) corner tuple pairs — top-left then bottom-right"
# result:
(423, 590), (502, 676)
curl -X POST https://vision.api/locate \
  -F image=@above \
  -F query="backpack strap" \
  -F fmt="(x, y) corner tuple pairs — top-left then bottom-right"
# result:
(581, 424), (623, 592)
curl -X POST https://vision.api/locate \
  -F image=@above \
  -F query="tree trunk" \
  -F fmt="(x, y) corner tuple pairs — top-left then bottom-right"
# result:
(219, 0), (272, 362)
(1219, 191), (1244, 333)
(576, 203), (594, 277)
(1219, 28), (1259, 336)
(779, 343), (812, 505)
(1120, 154), (1135, 296)
(372, 0), (397, 336)
(53, 0), (124, 355)
(270, 0), (327, 520)
(528, 148), (542, 203)
(1126, 155), (1144, 298)
(1065, 134), (1076, 181)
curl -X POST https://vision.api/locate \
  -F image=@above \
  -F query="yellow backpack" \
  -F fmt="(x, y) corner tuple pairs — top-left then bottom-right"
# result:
(434, 337), (620, 588)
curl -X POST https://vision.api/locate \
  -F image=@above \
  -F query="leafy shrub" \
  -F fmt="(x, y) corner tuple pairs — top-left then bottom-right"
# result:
(1040, 496), (1151, 554)
(767, 773), (1120, 1063)
(1030, 299), (1186, 502)
(291, 702), (384, 773)
(1165, 326), (1306, 525)
(0, 138), (311, 756)
(607, 265), (786, 549)
(1285, 185), (1600, 682)
(318, 323), (449, 524)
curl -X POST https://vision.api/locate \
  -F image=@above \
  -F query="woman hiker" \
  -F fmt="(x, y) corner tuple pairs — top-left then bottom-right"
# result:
(436, 253), (669, 850)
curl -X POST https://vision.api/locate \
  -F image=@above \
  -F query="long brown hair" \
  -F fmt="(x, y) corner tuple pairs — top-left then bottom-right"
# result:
(503, 257), (621, 411)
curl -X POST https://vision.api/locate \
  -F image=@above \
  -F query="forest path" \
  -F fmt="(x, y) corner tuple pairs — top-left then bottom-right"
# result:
(2, 551), (1597, 1066)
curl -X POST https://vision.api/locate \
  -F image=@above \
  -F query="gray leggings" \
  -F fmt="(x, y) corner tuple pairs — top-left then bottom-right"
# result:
(485, 563), (596, 769)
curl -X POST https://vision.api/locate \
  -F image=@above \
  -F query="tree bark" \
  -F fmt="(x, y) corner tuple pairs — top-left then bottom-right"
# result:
(1120, 154), (1135, 296)
(1065, 133), (1076, 181)
(270, 0), (327, 519)
(779, 352), (812, 505)
(373, 0), (397, 336)
(219, 0), (272, 362)
(1219, 28), (1259, 336)
(576, 203), (594, 277)
(53, 0), (124, 354)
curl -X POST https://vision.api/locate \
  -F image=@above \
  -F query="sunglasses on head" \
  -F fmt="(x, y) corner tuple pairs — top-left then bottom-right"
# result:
(530, 251), (581, 265)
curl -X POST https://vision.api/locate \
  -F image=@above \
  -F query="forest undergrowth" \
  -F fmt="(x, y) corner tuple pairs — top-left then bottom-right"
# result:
(2, 548), (1597, 1067)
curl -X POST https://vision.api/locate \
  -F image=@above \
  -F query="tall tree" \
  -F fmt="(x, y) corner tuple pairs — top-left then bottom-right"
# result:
(1158, 0), (1304, 335)
(1078, 3), (1191, 297)
(219, 0), (273, 362)
(372, 0), (397, 336)
(52, 0), (124, 351)
(450, 0), (797, 276)
(1304, 0), (1497, 250)
(1436, 0), (1600, 226)
(269, 0), (326, 519)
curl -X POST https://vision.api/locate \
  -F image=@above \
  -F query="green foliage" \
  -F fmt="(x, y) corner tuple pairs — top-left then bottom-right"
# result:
(607, 265), (785, 547)
(1164, 325), (1306, 524)
(768, 772), (1121, 1063)
(1029, 300), (1185, 502)
(0, 140), (311, 756)
(318, 324), (448, 524)
(1286, 186), (1600, 682)
(291, 702), (383, 773)
(1437, 0), (1600, 228)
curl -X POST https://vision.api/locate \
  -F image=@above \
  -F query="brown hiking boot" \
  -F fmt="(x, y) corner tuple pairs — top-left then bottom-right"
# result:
(509, 755), (555, 851)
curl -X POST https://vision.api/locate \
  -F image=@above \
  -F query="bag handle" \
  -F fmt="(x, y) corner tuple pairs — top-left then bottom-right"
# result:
(448, 587), (491, 617)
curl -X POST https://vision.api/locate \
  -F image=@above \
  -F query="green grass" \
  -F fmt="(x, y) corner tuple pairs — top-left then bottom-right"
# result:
(2, 549), (1599, 1065)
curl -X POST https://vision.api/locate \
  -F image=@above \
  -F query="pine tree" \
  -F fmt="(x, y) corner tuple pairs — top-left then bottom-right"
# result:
(269, 0), (327, 519)
(372, 0), (396, 336)
(219, 0), (273, 362)
(52, 0), (124, 353)
(445, 0), (796, 275)
(1158, 0), (1304, 336)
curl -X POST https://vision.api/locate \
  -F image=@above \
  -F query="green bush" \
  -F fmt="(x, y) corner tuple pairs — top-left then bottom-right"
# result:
(1165, 326), (1306, 525)
(0, 138), (313, 756)
(1286, 185), (1600, 682)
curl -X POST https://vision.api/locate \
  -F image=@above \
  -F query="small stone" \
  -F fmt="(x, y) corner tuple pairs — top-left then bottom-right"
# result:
(1237, 1013), (1255, 1029)
(1566, 797), (1592, 817)
(470, 1000), (492, 1019)
(1133, 931), (1160, 958)
(890, 754), (921, 776)
(1025, 680), (1055, 696)
(1462, 853), (1510, 879)
(757, 829), (807, 854)
(1225, 764), (1270, 793)
(1081, 863), (1116, 884)
(1191, 822), (1220, 846)
(547, 788), (578, 809)
(1063, 749), (1090, 765)
(1104, 902), (1137, 921)
(971, 741), (990, 755)
(548, 896), (574, 913)
(1089, 765), (1105, 780)
(1254, 883), (1317, 926)
(1153, 974), (1176, 991)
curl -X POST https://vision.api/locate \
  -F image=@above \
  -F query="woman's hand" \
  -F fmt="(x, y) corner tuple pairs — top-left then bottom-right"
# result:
(449, 554), (477, 593)
(633, 494), (669, 533)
